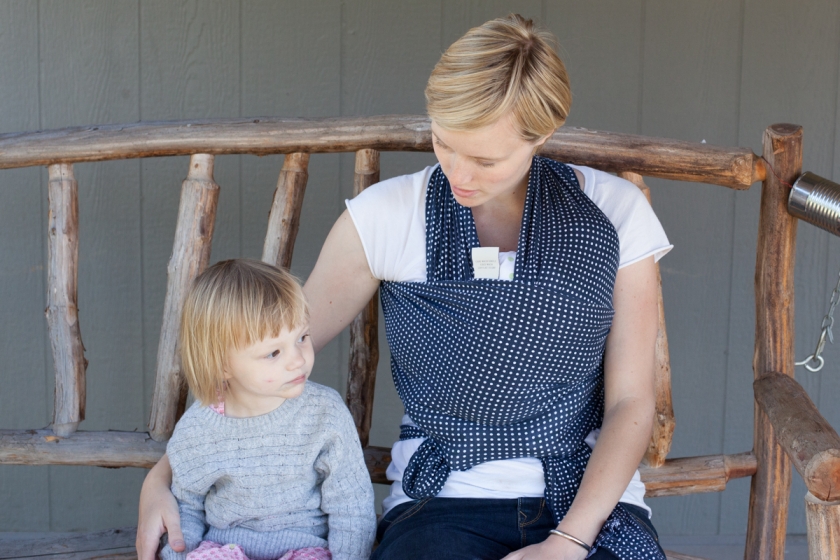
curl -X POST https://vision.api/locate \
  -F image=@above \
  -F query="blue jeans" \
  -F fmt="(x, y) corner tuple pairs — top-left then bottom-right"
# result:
(372, 498), (664, 560)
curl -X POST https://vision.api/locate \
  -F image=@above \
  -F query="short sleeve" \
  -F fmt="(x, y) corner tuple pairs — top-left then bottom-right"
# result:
(571, 165), (673, 268)
(344, 166), (434, 282)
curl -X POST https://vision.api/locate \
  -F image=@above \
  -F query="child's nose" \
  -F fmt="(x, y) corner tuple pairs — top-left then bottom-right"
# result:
(287, 347), (306, 369)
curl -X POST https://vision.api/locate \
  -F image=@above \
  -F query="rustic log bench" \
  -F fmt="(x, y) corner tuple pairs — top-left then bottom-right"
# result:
(0, 117), (838, 560)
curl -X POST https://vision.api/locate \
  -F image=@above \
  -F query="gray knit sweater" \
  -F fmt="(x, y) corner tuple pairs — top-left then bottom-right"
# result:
(159, 382), (376, 560)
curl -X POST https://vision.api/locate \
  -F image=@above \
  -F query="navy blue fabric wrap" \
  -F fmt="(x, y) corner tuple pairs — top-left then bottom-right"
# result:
(379, 157), (666, 559)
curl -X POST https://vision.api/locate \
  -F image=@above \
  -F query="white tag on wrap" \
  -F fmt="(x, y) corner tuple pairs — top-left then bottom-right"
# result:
(471, 247), (500, 279)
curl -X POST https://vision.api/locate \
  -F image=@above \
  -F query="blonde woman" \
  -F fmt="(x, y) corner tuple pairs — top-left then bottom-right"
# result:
(139, 15), (671, 560)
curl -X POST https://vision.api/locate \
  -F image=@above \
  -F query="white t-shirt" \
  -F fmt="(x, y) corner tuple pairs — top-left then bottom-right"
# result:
(345, 163), (673, 516)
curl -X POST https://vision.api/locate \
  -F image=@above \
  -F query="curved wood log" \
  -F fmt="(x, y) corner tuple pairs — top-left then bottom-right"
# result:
(639, 452), (757, 498)
(0, 116), (762, 189)
(618, 172), (675, 468)
(148, 154), (219, 442)
(747, 123), (803, 560)
(0, 429), (165, 468)
(46, 163), (87, 437)
(804, 492), (840, 560)
(346, 149), (380, 447)
(262, 152), (310, 268)
(755, 372), (840, 502)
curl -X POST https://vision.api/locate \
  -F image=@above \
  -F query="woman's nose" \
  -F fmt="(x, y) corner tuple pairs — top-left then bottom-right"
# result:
(447, 155), (471, 186)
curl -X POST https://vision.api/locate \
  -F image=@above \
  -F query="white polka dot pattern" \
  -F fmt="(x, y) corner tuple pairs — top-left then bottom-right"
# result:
(379, 158), (665, 559)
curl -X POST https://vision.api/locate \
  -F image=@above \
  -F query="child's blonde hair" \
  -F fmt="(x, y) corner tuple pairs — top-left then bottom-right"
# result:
(425, 14), (571, 142)
(179, 258), (309, 406)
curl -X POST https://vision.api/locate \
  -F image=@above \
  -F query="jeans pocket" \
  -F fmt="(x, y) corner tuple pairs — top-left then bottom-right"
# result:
(378, 498), (432, 541)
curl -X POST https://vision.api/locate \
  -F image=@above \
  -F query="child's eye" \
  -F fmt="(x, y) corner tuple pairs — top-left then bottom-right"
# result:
(268, 349), (281, 359)
(297, 334), (310, 344)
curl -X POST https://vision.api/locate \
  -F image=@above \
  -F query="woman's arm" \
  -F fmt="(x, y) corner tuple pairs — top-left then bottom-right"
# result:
(504, 255), (659, 560)
(136, 453), (183, 560)
(303, 209), (380, 353)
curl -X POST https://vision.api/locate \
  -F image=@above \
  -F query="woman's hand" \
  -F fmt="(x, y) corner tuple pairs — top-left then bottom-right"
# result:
(501, 535), (589, 560)
(136, 454), (182, 560)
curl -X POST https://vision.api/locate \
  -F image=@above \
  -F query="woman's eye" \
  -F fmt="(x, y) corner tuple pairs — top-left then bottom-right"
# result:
(478, 161), (495, 168)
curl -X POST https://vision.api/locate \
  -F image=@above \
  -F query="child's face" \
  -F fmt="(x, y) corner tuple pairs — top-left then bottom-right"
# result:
(222, 323), (314, 417)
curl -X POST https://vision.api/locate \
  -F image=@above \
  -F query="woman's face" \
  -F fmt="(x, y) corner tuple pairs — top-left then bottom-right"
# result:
(431, 115), (547, 208)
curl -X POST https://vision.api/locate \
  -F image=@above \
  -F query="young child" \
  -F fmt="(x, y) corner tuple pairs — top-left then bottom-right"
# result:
(159, 259), (376, 560)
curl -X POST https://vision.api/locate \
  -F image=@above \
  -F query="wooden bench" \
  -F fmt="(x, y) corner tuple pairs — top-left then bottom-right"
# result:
(1, 117), (838, 560)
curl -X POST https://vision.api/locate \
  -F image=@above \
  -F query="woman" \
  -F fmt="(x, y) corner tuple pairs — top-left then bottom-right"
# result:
(138, 15), (671, 560)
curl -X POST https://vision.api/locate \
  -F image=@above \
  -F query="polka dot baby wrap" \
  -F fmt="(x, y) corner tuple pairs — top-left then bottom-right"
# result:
(379, 158), (665, 559)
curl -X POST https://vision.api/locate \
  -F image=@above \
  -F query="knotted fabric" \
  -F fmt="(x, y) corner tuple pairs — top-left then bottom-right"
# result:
(379, 157), (665, 559)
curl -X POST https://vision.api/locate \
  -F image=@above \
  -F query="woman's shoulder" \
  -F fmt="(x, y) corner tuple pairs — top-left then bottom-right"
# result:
(566, 164), (647, 204)
(566, 163), (673, 268)
(344, 166), (434, 283)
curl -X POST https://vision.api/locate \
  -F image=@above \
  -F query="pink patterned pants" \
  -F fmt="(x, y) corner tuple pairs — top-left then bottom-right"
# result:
(185, 541), (332, 560)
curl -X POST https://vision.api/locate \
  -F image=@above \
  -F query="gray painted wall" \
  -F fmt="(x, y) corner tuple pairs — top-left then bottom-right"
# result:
(1, 0), (838, 537)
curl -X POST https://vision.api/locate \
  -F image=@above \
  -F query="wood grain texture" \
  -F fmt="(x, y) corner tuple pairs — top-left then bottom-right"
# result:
(735, 0), (840, 536)
(638, 5), (744, 535)
(663, 552), (709, 560)
(441, 1), (543, 53)
(746, 124), (803, 560)
(0, 527), (135, 559)
(640, 452), (756, 498)
(46, 164), (87, 437)
(0, 430), (165, 468)
(148, 155), (219, 442)
(39, 0), (146, 532)
(755, 372), (840, 501)
(346, 150), (380, 447)
(0, 0), (49, 532)
(544, 0), (644, 134)
(618, 172), (674, 468)
(804, 492), (840, 560)
(341, 1), (439, 117)
(139, 0), (239, 121)
(262, 153), (310, 268)
(138, 0), (242, 423)
(0, 117), (763, 189)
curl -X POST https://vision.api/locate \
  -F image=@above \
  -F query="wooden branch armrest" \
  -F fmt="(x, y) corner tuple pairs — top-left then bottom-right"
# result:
(754, 372), (840, 501)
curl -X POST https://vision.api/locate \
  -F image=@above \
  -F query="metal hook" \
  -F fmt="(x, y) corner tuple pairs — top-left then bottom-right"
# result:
(795, 354), (825, 372)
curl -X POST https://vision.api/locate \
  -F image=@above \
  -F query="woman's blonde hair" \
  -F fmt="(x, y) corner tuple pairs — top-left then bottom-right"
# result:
(179, 258), (309, 406)
(425, 14), (571, 141)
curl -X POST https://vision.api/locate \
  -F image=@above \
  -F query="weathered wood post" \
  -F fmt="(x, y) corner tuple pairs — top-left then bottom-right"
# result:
(46, 163), (87, 437)
(805, 493), (840, 559)
(746, 124), (802, 559)
(346, 149), (380, 447)
(262, 152), (310, 268)
(149, 154), (219, 442)
(618, 171), (675, 468)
